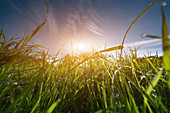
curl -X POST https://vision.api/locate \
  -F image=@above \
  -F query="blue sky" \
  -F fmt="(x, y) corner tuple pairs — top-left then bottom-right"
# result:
(0, 0), (170, 56)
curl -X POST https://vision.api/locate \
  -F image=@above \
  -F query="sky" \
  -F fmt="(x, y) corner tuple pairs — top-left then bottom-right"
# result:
(0, 0), (170, 56)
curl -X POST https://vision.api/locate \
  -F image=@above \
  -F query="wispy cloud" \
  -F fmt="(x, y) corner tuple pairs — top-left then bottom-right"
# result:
(6, 0), (23, 15)
(124, 39), (162, 48)
(123, 39), (163, 57)
(88, 26), (105, 36)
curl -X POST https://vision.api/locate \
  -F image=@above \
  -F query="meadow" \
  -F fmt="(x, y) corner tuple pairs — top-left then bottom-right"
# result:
(0, 0), (170, 112)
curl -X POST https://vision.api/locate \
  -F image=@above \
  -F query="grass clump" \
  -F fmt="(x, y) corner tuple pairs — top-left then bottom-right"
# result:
(0, 0), (170, 113)
(0, 32), (169, 112)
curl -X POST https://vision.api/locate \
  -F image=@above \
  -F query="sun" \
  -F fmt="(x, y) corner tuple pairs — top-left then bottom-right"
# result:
(73, 43), (88, 52)
(77, 43), (86, 50)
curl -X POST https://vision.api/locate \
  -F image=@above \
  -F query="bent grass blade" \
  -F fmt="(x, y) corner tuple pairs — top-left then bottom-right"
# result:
(142, 2), (170, 89)
(67, 45), (123, 75)
(121, 0), (158, 56)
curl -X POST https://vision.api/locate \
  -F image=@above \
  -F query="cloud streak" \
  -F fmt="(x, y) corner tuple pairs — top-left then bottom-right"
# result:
(124, 39), (162, 48)
(6, 0), (23, 15)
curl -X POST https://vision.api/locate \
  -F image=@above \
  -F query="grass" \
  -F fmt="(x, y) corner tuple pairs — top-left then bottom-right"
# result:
(0, 0), (170, 113)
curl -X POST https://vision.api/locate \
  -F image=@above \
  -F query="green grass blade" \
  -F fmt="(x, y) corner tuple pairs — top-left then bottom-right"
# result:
(131, 59), (140, 86)
(87, 83), (94, 112)
(0, 27), (4, 40)
(125, 81), (139, 113)
(143, 70), (163, 113)
(145, 55), (159, 73)
(46, 99), (61, 113)
(161, 2), (170, 89)
(18, 0), (49, 51)
(0, 86), (9, 102)
(67, 45), (122, 74)
(31, 82), (43, 113)
(99, 45), (123, 53)
(4, 83), (34, 113)
(121, 0), (158, 55)
(102, 81), (108, 109)
(146, 70), (162, 95)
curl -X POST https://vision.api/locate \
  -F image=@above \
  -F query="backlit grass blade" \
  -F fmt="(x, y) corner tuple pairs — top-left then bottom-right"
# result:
(18, 0), (49, 51)
(161, 2), (170, 89)
(30, 0), (49, 40)
(14, 36), (25, 50)
(161, 2), (169, 70)
(99, 45), (123, 53)
(121, 0), (158, 55)
(0, 31), (7, 53)
(0, 27), (4, 40)
(67, 45), (122, 74)
(145, 55), (159, 73)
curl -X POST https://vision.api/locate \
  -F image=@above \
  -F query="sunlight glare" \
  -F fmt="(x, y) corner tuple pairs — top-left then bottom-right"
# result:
(73, 42), (88, 52)
(78, 43), (86, 50)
